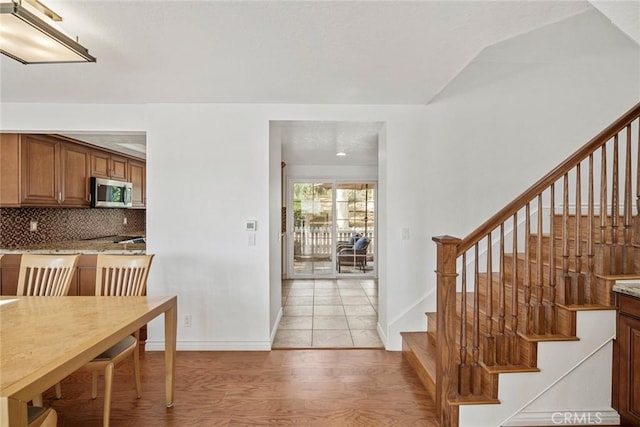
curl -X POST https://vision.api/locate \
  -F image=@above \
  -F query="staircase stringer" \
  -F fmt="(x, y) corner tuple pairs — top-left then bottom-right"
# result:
(428, 103), (640, 427)
(458, 310), (617, 427)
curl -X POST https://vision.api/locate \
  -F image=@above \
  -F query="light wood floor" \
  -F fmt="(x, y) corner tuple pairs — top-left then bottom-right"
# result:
(43, 350), (439, 426)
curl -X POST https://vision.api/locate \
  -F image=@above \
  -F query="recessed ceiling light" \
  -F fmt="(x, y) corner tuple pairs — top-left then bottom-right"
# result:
(336, 152), (347, 156)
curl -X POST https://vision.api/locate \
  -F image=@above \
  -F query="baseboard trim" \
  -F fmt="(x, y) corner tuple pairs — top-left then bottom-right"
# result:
(146, 340), (272, 351)
(502, 410), (620, 426)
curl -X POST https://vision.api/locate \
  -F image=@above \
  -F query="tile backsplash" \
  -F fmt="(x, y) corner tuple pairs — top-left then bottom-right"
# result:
(0, 208), (146, 247)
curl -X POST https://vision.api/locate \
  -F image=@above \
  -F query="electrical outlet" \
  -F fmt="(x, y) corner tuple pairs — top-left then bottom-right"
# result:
(184, 314), (192, 328)
(29, 221), (38, 232)
(123, 217), (127, 225)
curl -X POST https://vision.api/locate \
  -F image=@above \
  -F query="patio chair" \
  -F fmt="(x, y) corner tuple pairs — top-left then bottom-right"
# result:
(337, 237), (370, 273)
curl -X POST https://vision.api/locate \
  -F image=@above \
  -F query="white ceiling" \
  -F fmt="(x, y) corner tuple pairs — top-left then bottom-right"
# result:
(278, 121), (382, 167)
(1, 0), (637, 165)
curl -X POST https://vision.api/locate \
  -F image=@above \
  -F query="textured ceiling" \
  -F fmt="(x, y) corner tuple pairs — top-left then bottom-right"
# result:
(278, 121), (382, 167)
(0, 0), (594, 104)
(3, 0), (635, 166)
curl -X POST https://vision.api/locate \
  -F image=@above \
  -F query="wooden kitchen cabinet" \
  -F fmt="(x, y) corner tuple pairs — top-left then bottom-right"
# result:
(20, 134), (61, 206)
(76, 254), (97, 295)
(19, 135), (92, 207)
(60, 142), (91, 207)
(1, 134), (90, 207)
(1, 133), (144, 208)
(91, 150), (129, 181)
(129, 160), (146, 208)
(0, 254), (20, 295)
(614, 292), (640, 426)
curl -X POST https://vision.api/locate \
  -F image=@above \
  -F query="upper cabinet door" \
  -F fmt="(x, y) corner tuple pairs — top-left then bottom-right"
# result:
(91, 151), (128, 181)
(110, 155), (128, 181)
(90, 150), (110, 178)
(129, 160), (146, 208)
(21, 135), (61, 205)
(60, 143), (91, 207)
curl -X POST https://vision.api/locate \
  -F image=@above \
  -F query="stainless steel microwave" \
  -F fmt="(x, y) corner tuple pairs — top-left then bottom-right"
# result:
(90, 177), (133, 208)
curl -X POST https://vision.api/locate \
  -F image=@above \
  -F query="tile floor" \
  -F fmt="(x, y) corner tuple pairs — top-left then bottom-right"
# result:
(273, 278), (383, 348)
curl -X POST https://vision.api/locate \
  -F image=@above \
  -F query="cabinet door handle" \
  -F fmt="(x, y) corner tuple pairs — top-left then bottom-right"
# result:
(58, 192), (62, 203)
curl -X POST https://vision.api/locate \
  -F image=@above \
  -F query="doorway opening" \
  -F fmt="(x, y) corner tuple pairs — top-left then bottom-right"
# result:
(271, 120), (383, 348)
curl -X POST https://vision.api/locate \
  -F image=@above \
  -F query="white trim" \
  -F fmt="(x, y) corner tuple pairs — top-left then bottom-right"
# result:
(145, 340), (272, 351)
(387, 287), (435, 326)
(376, 322), (388, 349)
(502, 410), (619, 426)
(501, 332), (616, 426)
(270, 306), (284, 345)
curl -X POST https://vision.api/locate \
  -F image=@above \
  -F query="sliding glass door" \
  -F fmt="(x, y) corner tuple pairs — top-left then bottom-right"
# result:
(292, 183), (333, 275)
(289, 181), (375, 277)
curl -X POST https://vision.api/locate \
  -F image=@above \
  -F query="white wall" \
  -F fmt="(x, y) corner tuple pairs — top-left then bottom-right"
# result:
(0, 103), (428, 350)
(420, 8), (639, 423)
(425, 9), (640, 244)
(421, 9), (639, 309)
(1, 7), (637, 354)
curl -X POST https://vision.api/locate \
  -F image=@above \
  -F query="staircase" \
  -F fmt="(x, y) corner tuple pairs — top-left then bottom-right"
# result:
(402, 102), (640, 427)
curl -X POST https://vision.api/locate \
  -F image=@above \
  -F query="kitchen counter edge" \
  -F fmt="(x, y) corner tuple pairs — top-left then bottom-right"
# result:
(613, 279), (640, 299)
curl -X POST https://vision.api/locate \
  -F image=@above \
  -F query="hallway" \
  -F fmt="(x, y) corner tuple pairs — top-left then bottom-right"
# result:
(273, 279), (383, 348)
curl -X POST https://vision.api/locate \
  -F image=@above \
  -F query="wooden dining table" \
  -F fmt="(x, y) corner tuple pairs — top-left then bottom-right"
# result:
(0, 295), (177, 426)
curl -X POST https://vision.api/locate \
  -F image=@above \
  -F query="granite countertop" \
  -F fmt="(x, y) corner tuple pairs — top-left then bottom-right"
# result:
(0, 234), (146, 255)
(613, 279), (640, 299)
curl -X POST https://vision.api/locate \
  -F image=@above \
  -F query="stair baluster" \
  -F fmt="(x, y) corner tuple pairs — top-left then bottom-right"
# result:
(562, 174), (571, 305)
(612, 135), (620, 273)
(535, 194), (545, 334)
(599, 145), (608, 273)
(509, 212), (519, 364)
(587, 154), (595, 303)
(472, 243), (482, 395)
(523, 202), (533, 335)
(483, 232), (495, 365)
(496, 225), (507, 364)
(459, 252), (471, 395)
(575, 164), (585, 305)
(623, 125), (633, 272)
(547, 181), (556, 333)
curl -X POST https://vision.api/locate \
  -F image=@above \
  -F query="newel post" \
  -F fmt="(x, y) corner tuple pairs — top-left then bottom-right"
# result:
(433, 235), (461, 426)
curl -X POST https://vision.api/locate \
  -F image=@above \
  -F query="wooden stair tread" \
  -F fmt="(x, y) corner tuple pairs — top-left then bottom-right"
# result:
(517, 331), (579, 342)
(479, 361), (540, 375)
(401, 331), (436, 402)
(595, 273), (640, 280)
(556, 303), (615, 311)
(448, 394), (500, 406)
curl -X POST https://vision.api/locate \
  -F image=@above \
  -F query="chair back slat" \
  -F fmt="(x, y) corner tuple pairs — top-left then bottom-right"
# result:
(95, 255), (154, 297)
(17, 254), (80, 296)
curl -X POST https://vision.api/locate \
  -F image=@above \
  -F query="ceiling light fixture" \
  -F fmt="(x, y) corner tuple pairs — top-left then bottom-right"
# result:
(336, 152), (347, 157)
(0, 0), (96, 64)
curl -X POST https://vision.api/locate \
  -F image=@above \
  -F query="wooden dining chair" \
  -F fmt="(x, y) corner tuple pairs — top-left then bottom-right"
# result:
(17, 254), (79, 297)
(77, 254), (154, 427)
(28, 406), (57, 427)
(17, 254), (80, 406)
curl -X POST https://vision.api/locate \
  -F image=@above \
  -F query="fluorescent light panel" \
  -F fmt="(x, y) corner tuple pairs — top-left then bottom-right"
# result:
(0, 1), (95, 64)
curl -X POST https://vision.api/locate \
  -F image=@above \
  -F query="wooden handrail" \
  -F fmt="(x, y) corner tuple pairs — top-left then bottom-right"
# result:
(458, 102), (640, 255)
